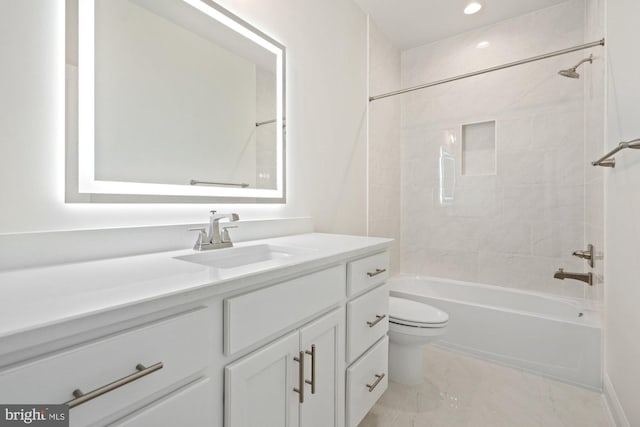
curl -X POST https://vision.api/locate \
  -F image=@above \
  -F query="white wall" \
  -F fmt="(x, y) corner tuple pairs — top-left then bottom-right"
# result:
(0, 0), (366, 237)
(604, 0), (640, 425)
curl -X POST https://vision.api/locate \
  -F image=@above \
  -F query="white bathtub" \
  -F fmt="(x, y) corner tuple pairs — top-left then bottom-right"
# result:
(388, 274), (602, 390)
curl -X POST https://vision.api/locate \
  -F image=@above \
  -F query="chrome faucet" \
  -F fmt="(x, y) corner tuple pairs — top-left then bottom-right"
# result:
(189, 210), (240, 250)
(572, 244), (594, 268)
(553, 268), (593, 286)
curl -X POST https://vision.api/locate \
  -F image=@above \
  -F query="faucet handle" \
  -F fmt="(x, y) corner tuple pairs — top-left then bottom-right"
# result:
(188, 227), (208, 249)
(572, 244), (594, 268)
(221, 225), (238, 243)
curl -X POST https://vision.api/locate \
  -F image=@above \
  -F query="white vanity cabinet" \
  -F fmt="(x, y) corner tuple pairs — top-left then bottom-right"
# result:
(223, 265), (346, 427)
(0, 308), (214, 427)
(0, 233), (393, 427)
(111, 378), (215, 426)
(344, 252), (390, 427)
(225, 309), (344, 427)
(223, 251), (390, 427)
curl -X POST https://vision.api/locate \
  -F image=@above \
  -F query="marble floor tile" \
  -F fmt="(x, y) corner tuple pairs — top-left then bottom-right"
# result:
(359, 346), (611, 427)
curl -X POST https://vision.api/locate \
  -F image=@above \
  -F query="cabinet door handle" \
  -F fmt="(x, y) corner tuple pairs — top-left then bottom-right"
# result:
(366, 314), (386, 328)
(366, 268), (387, 277)
(305, 344), (316, 394)
(366, 373), (385, 392)
(64, 362), (163, 409)
(293, 351), (305, 403)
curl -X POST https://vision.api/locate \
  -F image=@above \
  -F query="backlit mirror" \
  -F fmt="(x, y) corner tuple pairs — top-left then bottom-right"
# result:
(67, 0), (285, 202)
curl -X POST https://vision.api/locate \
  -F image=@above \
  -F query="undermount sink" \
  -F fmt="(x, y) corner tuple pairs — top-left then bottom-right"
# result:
(173, 244), (310, 270)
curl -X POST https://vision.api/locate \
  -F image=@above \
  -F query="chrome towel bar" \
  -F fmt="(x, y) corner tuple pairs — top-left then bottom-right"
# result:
(592, 138), (640, 167)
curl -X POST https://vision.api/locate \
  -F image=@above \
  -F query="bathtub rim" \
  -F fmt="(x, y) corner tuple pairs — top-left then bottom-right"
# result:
(389, 274), (602, 328)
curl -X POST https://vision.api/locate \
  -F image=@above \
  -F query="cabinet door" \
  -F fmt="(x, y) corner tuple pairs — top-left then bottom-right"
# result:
(299, 308), (345, 427)
(225, 331), (300, 427)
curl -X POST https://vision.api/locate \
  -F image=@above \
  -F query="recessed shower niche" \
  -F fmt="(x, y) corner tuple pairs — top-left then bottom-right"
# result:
(461, 120), (496, 176)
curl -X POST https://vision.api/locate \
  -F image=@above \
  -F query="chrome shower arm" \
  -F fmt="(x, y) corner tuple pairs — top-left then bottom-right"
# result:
(592, 138), (640, 167)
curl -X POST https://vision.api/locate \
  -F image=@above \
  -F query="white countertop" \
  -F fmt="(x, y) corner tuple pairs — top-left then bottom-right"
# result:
(0, 233), (392, 341)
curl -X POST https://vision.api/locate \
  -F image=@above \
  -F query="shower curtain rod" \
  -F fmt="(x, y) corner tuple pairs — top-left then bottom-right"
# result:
(369, 38), (605, 102)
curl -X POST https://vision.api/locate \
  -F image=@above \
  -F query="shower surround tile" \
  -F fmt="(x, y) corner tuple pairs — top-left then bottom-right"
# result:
(398, 0), (604, 299)
(368, 20), (402, 273)
(583, 0), (605, 304)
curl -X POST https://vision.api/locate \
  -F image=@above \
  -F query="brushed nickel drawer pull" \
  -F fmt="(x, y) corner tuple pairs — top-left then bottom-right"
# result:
(366, 314), (386, 328)
(366, 373), (385, 392)
(64, 362), (163, 409)
(366, 268), (387, 277)
(293, 351), (305, 403)
(305, 344), (316, 394)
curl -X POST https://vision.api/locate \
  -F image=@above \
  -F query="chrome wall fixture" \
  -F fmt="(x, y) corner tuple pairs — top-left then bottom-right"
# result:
(558, 55), (593, 79)
(553, 268), (593, 286)
(573, 244), (594, 268)
(592, 138), (640, 167)
(255, 119), (276, 127)
(369, 39), (605, 102)
(554, 244), (597, 285)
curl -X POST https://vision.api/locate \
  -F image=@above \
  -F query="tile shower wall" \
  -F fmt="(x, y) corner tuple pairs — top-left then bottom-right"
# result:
(583, 0), (605, 305)
(368, 19), (401, 273)
(400, 0), (602, 298)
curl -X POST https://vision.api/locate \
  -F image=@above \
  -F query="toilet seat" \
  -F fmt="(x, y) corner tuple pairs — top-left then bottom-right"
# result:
(389, 297), (448, 328)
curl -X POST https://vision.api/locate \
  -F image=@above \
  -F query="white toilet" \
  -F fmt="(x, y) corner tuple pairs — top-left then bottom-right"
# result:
(388, 296), (449, 385)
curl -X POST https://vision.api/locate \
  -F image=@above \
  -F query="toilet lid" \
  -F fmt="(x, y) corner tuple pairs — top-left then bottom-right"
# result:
(389, 297), (449, 326)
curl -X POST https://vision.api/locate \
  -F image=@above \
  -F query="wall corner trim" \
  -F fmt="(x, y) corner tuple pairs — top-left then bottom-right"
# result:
(603, 373), (630, 427)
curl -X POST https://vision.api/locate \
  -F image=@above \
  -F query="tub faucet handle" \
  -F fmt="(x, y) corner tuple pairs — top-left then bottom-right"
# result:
(572, 244), (594, 268)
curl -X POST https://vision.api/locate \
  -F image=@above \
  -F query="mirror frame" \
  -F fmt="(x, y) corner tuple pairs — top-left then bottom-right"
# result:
(72, 0), (286, 203)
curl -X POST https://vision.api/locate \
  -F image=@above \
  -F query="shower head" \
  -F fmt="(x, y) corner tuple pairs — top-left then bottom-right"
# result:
(558, 55), (593, 79)
(558, 69), (580, 79)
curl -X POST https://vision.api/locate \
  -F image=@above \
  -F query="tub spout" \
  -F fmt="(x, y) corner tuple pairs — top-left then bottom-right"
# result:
(553, 268), (593, 286)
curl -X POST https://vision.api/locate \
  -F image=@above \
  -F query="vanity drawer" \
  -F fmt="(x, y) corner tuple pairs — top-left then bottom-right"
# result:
(0, 308), (211, 427)
(346, 336), (389, 427)
(224, 265), (346, 355)
(112, 378), (215, 427)
(347, 252), (389, 296)
(347, 284), (389, 363)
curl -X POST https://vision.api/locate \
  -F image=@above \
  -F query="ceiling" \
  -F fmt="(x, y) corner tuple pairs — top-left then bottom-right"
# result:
(353, 0), (572, 49)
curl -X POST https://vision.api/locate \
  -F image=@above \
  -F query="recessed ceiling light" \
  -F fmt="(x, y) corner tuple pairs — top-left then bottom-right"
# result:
(464, 2), (482, 15)
(476, 41), (490, 49)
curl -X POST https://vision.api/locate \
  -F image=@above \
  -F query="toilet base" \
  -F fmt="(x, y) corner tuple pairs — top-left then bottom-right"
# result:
(389, 341), (423, 385)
